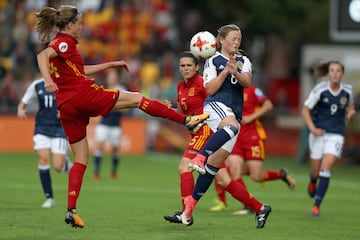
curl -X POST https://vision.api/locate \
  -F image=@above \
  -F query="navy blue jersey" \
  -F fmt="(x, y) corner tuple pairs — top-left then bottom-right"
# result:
(99, 111), (122, 126)
(21, 79), (66, 138)
(304, 80), (353, 136)
(203, 52), (252, 121)
(99, 84), (125, 127)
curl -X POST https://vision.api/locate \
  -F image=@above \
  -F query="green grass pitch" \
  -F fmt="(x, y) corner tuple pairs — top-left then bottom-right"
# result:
(0, 152), (359, 240)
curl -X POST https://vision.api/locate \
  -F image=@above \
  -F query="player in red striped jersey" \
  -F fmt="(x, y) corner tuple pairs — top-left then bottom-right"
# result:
(34, 5), (208, 228)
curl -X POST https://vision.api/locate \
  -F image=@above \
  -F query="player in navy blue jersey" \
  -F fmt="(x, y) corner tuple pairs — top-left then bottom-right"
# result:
(92, 69), (126, 180)
(17, 78), (72, 208)
(181, 24), (271, 229)
(302, 61), (356, 216)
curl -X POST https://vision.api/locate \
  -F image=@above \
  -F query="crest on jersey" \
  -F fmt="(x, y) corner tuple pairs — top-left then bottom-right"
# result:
(59, 42), (68, 53)
(237, 61), (243, 69)
(340, 96), (348, 105)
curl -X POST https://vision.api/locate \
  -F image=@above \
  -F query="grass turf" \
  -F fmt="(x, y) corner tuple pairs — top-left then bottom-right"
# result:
(0, 152), (359, 240)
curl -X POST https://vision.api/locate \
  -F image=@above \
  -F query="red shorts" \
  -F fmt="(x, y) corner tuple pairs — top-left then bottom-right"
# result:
(59, 84), (119, 144)
(182, 124), (212, 159)
(231, 136), (265, 161)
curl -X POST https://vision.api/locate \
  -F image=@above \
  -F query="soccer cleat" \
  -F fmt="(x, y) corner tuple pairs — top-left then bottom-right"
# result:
(65, 209), (85, 228)
(308, 181), (316, 198)
(181, 196), (196, 226)
(280, 168), (296, 190)
(233, 206), (255, 215)
(189, 155), (206, 175)
(311, 206), (320, 216)
(41, 198), (55, 208)
(210, 201), (228, 211)
(93, 173), (100, 180)
(111, 172), (117, 180)
(255, 205), (272, 229)
(163, 211), (193, 224)
(184, 113), (210, 132)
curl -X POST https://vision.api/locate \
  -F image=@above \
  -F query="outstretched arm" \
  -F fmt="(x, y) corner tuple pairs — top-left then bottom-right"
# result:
(84, 61), (129, 76)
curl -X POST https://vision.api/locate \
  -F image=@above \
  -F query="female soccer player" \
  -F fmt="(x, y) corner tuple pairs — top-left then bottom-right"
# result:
(92, 69), (126, 180)
(181, 24), (271, 229)
(302, 61), (356, 216)
(34, 5), (208, 228)
(163, 52), (272, 227)
(162, 51), (211, 224)
(210, 85), (296, 215)
(17, 77), (72, 208)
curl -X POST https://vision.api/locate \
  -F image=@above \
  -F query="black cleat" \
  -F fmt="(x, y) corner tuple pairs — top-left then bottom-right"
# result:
(164, 211), (194, 225)
(256, 205), (272, 229)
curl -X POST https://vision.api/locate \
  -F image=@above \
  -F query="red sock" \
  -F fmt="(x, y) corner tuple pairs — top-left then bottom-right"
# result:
(235, 178), (247, 189)
(263, 170), (282, 181)
(139, 97), (186, 123)
(67, 162), (86, 209)
(225, 180), (263, 212)
(214, 180), (226, 204)
(180, 172), (194, 211)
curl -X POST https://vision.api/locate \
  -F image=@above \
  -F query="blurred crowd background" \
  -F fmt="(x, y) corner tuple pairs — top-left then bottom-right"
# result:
(0, 0), (334, 114)
(0, 0), (359, 163)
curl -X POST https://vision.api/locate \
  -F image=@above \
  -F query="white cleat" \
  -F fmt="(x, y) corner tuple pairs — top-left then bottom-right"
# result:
(41, 198), (55, 208)
(189, 163), (206, 175)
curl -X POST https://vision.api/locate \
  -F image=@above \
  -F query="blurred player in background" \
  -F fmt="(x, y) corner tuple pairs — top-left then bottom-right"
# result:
(302, 61), (356, 216)
(93, 69), (126, 180)
(180, 24), (271, 229)
(17, 77), (72, 208)
(210, 85), (296, 215)
(35, 5), (208, 228)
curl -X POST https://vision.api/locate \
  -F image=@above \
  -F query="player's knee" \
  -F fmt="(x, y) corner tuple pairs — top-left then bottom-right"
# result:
(223, 124), (239, 138)
(250, 174), (263, 182)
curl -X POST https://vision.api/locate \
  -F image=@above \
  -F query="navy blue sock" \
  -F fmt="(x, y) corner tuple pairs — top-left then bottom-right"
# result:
(199, 126), (237, 158)
(94, 150), (102, 174)
(314, 169), (330, 207)
(112, 154), (120, 173)
(39, 165), (53, 199)
(192, 164), (219, 201)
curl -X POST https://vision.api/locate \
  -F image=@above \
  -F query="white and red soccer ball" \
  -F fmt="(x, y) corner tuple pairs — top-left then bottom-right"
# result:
(190, 31), (217, 60)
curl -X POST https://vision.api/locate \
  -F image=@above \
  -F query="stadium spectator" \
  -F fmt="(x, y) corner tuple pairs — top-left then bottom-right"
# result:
(34, 4), (208, 228)
(302, 61), (356, 216)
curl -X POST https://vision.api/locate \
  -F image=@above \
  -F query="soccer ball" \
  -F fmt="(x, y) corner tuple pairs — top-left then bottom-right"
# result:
(190, 31), (217, 60)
